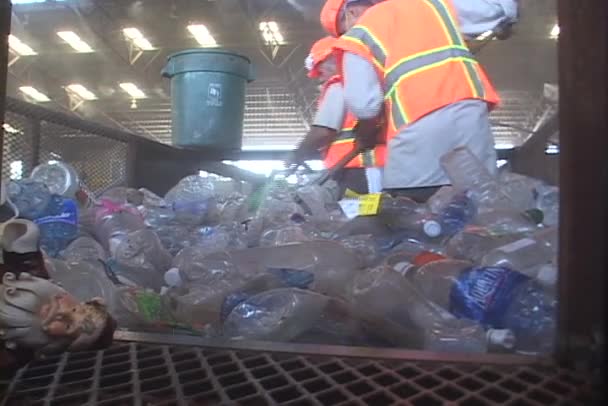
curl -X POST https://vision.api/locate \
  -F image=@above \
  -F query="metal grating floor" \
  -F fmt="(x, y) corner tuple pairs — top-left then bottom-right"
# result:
(1, 343), (597, 406)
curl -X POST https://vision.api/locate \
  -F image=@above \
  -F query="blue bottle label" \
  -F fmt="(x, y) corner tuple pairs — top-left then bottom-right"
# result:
(449, 266), (530, 328)
(35, 198), (78, 226)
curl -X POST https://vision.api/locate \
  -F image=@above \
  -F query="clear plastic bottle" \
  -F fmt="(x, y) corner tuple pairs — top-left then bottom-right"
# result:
(113, 229), (172, 275)
(498, 172), (543, 212)
(164, 175), (217, 225)
(534, 185), (559, 226)
(61, 236), (108, 262)
(379, 196), (443, 239)
(481, 227), (558, 273)
(30, 161), (80, 198)
(35, 195), (79, 257)
(259, 225), (311, 247)
(222, 288), (332, 342)
(440, 146), (514, 212)
(474, 208), (543, 235)
(7, 179), (52, 220)
(446, 227), (525, 262)
(46, 258), (116, 305)
(408, 261), (556, 354)
(350, 264), (514, 353)
(93, 200), (146, 252)
(436, 192), (477, 237)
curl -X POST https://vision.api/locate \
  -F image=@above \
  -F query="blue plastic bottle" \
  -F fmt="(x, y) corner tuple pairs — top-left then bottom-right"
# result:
(35, 195), (79, 257)
(438, 192), (477, 237)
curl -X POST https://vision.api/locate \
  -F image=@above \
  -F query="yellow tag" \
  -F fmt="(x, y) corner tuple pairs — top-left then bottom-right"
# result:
(343, 188), (361, 198)
(358, 193), (382, 216)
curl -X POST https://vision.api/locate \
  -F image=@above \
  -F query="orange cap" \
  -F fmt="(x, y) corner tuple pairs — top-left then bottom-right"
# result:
(306, 36), (338, 78)
(320, 0), (346, 37)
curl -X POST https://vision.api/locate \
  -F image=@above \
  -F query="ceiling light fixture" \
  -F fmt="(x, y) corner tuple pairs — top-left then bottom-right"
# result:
(550, 24), (560, 39)
(66, 84), (97, 100)
(8, 35), (37, 56)
(57, 31), (93, 53)
(19, 86), (50, 102)
(259, 21), (285, 45)
(120, 82), (146, 99)
(187, 24), (217, 47)
(123, 27), (154, 51)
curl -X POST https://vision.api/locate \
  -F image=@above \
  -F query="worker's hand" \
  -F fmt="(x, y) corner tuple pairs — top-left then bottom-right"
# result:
(284, 147), (308, 170)
(354, 118), (382, 151)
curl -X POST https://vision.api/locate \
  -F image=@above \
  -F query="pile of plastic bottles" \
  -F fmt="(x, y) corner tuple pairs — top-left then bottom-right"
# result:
(10, 147), (560, 355)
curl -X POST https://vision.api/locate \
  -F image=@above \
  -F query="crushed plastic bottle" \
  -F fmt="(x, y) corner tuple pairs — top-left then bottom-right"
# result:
(474, 209), (543, 235)
(113, 229), (172, 274)
(446, 227), (525, 263)
(498, 172), (544, 212)
(61, 235), (107, 262)
(46, 258), (116, 305)
(260, 225), (312, 247)
(164, 175), (217, 225)
(408, 260), (556, 354)
(93, 199), (146, 252)
(101, 187), (145, 206)
(480, 227), (557, 275)
(30, 161), (80, 198)
(379, 196), (442, 239)
(7, 179), (52, 220)
(534, 184), (559, 226)
(440, 146), (515, 212)
(35, 195), (79, 257)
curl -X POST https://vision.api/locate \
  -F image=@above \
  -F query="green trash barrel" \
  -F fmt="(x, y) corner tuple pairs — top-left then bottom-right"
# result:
(162, 49), (254, 150)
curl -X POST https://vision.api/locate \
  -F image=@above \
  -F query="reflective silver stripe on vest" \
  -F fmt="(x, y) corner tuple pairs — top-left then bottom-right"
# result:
(343, 26), (387, 66)
(385, 47), (474, 93)
(337, 130), (355, 141)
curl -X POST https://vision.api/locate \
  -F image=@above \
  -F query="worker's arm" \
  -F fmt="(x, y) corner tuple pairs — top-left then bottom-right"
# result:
(342, 52), (384, 150)
(453, 0), (519, 39)
(286, 84), (346, 166)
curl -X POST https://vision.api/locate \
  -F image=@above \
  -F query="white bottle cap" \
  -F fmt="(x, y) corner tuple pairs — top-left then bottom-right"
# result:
(536, 264), (558, 287)
(164, 268), (183, 287)
(423, 220), (442, 238)
(486, 329), (516, 350)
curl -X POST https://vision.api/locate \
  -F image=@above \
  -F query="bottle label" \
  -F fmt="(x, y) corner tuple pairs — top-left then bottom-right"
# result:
(497, 238), (536, 254)
(35, 198), (78, 226)
(449, 266), (530, 328)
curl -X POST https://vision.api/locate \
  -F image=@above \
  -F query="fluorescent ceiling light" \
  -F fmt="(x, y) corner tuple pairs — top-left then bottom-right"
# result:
(123, 27), (154, 51)
(187, 24), (217, 47)
(66, 84), (97, 100)
(120, 82), (146, 99)
(57, 31), (93, 53)
(3, 123), (20, 134)
(8, 35), (37, 56)
(259, 21), (285, 45)
(19, 86), (50, 102)
(550, 24), (560, 39)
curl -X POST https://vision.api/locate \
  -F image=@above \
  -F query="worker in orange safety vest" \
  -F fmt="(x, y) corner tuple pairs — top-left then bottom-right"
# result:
(321, 0), (502, 202)
(287, 36), (386, 195)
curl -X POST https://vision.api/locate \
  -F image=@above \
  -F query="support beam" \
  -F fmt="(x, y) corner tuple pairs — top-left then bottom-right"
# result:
(556, 0), (608, 366)
(0, 0), (11, 176)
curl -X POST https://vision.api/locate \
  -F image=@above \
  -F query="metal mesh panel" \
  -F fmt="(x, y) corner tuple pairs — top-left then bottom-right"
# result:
(2, 112), (35, 180)
(37, 121), (129, 194)
(2, 343), (596, 406)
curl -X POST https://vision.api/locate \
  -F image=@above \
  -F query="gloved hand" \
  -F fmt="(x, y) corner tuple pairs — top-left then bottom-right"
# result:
(354, 117), (382, 151)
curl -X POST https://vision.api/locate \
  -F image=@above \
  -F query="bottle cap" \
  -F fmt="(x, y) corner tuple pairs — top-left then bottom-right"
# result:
(524, 208), (544, 225)
(164, 268), (183, 287)
(423, 220), (442, 238)
(486, 329), (516, 350)
(536, 264), (557, 287)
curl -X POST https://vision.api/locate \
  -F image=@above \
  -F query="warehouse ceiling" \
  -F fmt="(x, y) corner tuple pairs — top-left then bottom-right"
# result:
(5, 0), (558, 150)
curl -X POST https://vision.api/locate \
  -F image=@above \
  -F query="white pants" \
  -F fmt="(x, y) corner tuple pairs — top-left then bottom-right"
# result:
(383, 99), (497, 189)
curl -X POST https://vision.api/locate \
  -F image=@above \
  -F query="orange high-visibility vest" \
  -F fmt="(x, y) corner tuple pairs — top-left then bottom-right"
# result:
(317, 76), (386, 169)
(332, 0), (500, 142)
